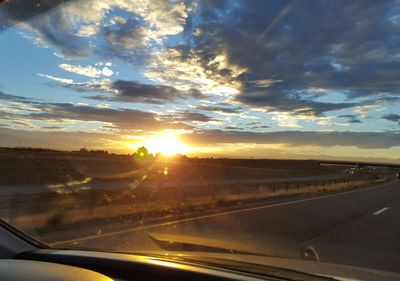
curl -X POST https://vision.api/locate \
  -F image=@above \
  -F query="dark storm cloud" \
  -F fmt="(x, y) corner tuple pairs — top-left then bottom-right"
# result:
(182, 130), (400, 149)
(194, 105), (241, 114)
(237, 91), (357, 116)
(109, 80), (203, 103)
(0, 91), (38, 103)
(162, 111), (214, 122)
(182, 0), (400, 115)
(251, 125), (270, 129)
(54, 79), (204, 104)
(382, 114), (400, 122)
(41, 126), (63, 129)
(12, 121), (35, 128)
(24, 8), (91, 58)
(224, 126), (243, 130)
(347, 119), (362, 124)
(244, 122), (261, 126)
(338, 114), (362, 124)
(95, 16), (151, 64)
(102, 17), (144, 50)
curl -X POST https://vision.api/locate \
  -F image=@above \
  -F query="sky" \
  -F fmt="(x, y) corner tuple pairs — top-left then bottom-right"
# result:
(0, 0), (400, 162)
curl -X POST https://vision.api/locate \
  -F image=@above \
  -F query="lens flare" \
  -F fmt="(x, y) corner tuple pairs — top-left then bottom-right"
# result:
(133, 131), (192, 156)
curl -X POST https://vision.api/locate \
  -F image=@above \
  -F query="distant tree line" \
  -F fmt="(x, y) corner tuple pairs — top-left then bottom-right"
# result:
(1, 146), (59, 152)
(78, 147), (109, 154)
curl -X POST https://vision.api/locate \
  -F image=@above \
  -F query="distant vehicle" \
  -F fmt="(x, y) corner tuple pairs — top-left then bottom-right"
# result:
(344, 169), (356, 174)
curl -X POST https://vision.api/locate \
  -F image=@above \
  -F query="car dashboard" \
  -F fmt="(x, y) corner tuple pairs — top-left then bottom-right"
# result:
(11, 249), (275, 281)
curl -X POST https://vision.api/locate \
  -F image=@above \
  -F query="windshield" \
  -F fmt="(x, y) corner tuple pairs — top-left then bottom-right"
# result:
(0, 0), (400, 277)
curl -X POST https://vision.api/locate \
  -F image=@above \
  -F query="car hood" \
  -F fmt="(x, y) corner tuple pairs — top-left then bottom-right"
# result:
(133, 251), (400, 281)
(138, 232), (400, 281)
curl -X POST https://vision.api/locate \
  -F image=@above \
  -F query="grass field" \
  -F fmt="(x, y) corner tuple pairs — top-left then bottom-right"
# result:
(0, 147), (343, 186)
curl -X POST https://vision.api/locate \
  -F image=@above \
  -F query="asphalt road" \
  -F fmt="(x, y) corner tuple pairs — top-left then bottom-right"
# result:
(49, 179), (400, 274)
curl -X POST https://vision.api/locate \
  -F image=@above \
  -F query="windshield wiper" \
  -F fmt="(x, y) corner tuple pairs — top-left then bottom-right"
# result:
(147, 233), (338, 281)
(147, 233), (257, 255)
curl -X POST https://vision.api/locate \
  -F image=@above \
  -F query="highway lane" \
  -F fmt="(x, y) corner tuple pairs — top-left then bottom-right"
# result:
(50, 180), (400, 273)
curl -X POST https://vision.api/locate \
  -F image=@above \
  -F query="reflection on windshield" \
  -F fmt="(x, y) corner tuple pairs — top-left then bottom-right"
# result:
(1, 0), (400, 276)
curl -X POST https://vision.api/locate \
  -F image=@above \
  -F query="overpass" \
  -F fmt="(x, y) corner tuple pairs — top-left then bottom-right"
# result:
(318, 159), (400, 169)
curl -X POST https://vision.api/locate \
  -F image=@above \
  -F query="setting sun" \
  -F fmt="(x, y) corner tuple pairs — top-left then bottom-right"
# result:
(138, 132), (192, 156)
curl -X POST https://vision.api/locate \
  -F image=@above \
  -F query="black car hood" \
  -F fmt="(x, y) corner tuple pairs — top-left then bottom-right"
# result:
(141, 232), (400, 281)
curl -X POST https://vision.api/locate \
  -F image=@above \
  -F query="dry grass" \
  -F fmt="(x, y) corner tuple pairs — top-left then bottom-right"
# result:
(0, 149), (342, 185)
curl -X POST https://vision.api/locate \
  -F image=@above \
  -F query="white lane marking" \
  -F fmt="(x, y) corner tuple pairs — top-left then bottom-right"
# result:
(373, 207), (389, 215)
(51, 180), (395, 246)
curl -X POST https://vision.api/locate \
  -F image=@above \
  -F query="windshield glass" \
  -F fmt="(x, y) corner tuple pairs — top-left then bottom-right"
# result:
(0, 0), (400, 276)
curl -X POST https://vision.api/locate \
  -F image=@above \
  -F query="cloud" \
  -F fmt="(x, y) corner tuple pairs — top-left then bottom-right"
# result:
(105, 80), (203, 104)
(224, 126), (243, 130)
(194, 105), (241, 115)
(353, 104), (382, 118)
(251, 125), (270, 129)
(143, 46), (245, 96)
(13, 120), (36, 128)
(38, 73), (74, 84)
(28, 103), (191, 131)
(75, 24), (99, 37)
(40, 75), (205, 104)
(59, 63), (113, 77)
(20, 11), (91, 59)
(4, 0), (400, 145)
(382, 114), (400, 122)
(237, 92), (357, 116)
(338, 114), (362, 124)
(177, 0), (400, 116)
(15, 0), (192, 60)
(101, 67), (113, 76)
(271, 112), (302, 128)
(182, 130), (400, 149)
(0, 91), (191, 131)
(0, 127), (125, 151)
(41, 126), (64, 130)
(162, 111), (214, 123)
(0, 91), (38, 102)
(102, 17), (147, 50)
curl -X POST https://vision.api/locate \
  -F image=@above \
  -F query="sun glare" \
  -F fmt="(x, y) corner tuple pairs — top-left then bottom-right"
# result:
(138, 132), (192, 156)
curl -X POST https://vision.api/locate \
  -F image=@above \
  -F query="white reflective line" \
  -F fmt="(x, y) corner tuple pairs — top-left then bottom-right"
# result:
(373, 207), (389, 215)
